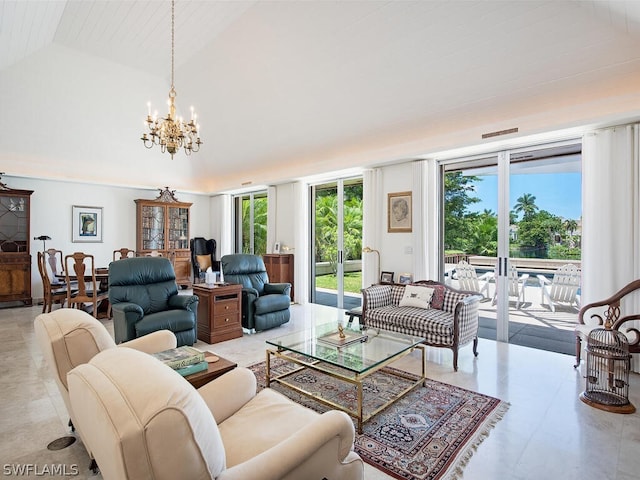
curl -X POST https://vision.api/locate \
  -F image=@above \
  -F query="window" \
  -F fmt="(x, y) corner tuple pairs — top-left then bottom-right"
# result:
(233, 191), (267, 255)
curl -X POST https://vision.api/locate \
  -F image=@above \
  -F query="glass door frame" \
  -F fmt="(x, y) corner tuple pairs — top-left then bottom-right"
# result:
(440, 139), (582, 343)
(309, 176), (362, 309)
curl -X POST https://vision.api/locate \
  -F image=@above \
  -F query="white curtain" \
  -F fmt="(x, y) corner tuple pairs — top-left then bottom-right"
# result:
(412, 159), (439, 281)
(583, 124), (640, 372)
(362, 168), (382, 286)
(266, 186), (277, 253)
(292, 181), (308, 304)
(209, 194), (233, 258)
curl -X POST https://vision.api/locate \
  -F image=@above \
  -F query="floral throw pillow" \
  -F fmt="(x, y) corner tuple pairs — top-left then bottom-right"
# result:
(430, 285), (446, 310)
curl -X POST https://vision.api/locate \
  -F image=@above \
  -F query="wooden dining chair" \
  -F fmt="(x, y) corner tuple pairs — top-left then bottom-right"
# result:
(64, 252), (109, 318)
(37, 251), (75, 313)
(113, 248), (135, 261)
(45, 248), (66, 286)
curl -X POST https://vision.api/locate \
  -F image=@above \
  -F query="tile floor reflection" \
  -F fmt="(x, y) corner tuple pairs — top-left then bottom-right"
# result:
(2, 302), (639, 479)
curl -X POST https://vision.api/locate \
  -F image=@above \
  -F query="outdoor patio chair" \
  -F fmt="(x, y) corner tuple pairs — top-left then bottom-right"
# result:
(492, 264), (529, 309)
(454, 261), (492, 299)
(537, 264), (581, 312)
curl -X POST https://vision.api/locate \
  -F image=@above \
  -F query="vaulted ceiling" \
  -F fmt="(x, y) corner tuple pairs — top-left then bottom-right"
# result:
(2, 0), (640, 193)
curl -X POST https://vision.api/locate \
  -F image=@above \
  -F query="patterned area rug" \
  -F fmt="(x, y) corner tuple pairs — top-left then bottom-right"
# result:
(249, 358), (509, 480)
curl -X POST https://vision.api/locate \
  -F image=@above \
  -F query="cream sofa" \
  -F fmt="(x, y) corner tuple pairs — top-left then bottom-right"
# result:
(361, 280), (481, 371)
(67, 347), (364, 480)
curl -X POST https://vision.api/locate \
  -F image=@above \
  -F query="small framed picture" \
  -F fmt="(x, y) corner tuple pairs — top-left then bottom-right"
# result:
(380, 271), (394, 284)
(273, 242), (281, 254)
(72, 205), (103, 243)
(398, 273), (413, 284)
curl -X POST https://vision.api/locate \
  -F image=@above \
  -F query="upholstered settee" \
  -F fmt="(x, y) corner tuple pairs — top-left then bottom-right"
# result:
(67, 347), (364, 480)
(109, 257), (198, 347)
(361, 280), (482, 371)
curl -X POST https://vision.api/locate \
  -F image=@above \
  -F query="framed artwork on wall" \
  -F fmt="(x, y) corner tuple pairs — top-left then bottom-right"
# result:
(388, 191), (412, 233)
(72, 205), (103, 243)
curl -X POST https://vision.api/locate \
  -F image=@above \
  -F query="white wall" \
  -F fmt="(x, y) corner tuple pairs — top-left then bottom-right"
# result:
(274, 183), (296, 251)
(11, 160), (422, 305)
(378, 163), (415, 280)
(6, 176), (212, 301)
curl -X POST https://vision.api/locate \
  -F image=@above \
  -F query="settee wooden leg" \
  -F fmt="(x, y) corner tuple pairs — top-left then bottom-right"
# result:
(473, 337), (479, 357)
(574, 336), (582, 368)
(453, 349), (458, 372)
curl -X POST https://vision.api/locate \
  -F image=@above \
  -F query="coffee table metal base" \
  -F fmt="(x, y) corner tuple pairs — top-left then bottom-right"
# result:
(266, 344), (426, 434)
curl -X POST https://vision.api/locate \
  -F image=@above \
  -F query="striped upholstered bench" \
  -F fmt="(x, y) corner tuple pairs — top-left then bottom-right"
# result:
(361, 280), (481, 371)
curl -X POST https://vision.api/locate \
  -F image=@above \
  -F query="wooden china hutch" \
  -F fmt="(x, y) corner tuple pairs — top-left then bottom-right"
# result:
(135, 187), (192, 288)
(0, 175), (33, 305)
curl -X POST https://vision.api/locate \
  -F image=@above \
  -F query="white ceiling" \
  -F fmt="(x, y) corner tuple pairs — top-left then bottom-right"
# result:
(2, 0), (640, 193)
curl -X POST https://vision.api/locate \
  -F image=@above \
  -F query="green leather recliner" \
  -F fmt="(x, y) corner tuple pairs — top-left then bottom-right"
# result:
(109, 257), (198, 347)
(221, 254), (291, 332)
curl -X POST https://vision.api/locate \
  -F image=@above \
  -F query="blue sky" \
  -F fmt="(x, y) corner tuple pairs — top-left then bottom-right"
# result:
(468, 173), (582, 220)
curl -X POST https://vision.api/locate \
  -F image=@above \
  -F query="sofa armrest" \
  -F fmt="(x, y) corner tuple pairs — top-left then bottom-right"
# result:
(111, 302), (144, 344)
(362, 284), (392, 310)
(264, 283), (291, 296)
(197, 367), (257, 423)
(452, 294), (481, 344)
(217, 410), (362, 480)
(168, 294), (199, 313)
(119, 329), (177, 353)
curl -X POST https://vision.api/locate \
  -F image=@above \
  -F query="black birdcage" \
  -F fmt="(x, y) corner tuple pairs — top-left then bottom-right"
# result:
(580, 327), (636, 414)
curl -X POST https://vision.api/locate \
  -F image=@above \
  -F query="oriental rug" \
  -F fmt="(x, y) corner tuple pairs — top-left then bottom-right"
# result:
(249, 358), (509, 480)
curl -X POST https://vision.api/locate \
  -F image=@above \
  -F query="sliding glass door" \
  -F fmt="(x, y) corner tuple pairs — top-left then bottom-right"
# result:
(443, 142), (582, 349)
(234, 191), (267, 255)
(310, 178), (363, 310)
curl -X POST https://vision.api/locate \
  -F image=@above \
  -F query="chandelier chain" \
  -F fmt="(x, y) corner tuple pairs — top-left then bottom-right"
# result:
(140, 0), (202, 159)
(171, 0), (175, 89)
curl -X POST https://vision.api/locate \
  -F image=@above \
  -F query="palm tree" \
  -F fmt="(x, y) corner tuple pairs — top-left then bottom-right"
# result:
(564, 219), (578, 247)
(514, 193), (538, 220)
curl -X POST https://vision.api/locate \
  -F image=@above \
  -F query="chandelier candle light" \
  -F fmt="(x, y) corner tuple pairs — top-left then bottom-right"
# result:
(141, 0), (202, 159)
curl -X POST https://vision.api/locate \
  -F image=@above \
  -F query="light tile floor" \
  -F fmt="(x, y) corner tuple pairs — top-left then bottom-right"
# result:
(2, 302), (640, 479)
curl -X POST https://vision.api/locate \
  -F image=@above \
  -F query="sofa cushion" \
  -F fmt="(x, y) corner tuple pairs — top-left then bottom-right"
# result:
(219, 388), (319, 467)
(399, 285), (434, 309)
(367, 305), (454, 340)
(390, 285), (405, 306)
(196, 254), (212, 271)
(136, 310), (196, 337)
(430, 285), (446, 310)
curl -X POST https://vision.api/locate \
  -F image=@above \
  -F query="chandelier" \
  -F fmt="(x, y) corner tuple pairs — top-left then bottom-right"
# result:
(141, 0), (202, 159)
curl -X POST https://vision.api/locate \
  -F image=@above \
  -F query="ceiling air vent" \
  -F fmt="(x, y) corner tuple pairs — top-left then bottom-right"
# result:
(482, 127), (518, 139)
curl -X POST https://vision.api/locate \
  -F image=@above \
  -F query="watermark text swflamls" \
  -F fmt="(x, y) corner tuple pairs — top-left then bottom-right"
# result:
(3, 464), (79, 476)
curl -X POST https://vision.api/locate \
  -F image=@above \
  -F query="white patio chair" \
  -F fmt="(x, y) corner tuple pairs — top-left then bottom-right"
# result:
(537, 264), (581, 312)
(492, 264), (529, 309)
(455, 261), (492, 298)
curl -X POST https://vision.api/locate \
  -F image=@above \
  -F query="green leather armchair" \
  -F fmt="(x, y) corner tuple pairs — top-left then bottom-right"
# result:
(109, 257), (198, 347)
(221, 254), (291, 332)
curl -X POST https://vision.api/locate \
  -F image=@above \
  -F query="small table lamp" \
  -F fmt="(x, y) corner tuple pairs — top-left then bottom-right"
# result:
(34, 235), (51, 252)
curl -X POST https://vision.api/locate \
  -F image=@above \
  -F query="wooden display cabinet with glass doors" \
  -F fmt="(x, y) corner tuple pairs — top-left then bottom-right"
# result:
(135, 188), (192, 288)
(0, 177), (33, 305)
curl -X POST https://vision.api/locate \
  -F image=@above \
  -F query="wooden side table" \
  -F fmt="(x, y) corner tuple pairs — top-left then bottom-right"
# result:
(194, 283), (243, 344)
(184, 352), (237, 389)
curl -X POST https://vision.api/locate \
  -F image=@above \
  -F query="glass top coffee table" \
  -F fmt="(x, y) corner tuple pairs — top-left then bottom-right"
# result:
(266, 323), (426, 433)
